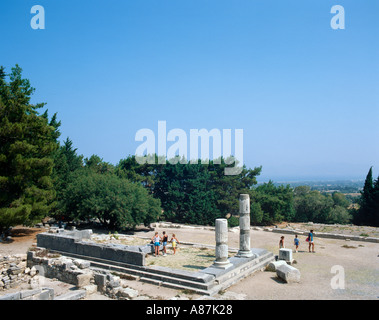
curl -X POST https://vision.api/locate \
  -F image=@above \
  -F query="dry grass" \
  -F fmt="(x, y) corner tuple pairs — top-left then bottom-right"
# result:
(146, 245), (219, 271)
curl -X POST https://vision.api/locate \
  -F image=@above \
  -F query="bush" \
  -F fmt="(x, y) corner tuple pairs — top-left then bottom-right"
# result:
(227, 216), (240, 228)
(62, 169), (161, 230)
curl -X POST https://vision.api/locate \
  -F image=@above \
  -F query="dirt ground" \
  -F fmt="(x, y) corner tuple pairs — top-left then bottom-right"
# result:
(1, 224), (378, 300)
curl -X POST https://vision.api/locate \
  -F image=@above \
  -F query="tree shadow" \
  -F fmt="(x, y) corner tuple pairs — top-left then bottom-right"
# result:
(1, 227), (40, 244)
(10, 228), (36, 238)
(0, 238), (14, 244)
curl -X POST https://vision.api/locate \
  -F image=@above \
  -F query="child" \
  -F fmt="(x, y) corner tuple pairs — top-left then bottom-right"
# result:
(279, 236), (285, 249)
(171, 234), (180, 255)
(162, 231), (168, 256)
(151, 232), (161, 257)
(294, 234), (300, 252)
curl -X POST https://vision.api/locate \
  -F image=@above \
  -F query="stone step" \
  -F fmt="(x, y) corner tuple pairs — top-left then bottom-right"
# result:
(147, 265), (214, 284)
(48, 247), (274, 296)
(200, 250), (275, 292)
(49, 249), (212, 284)
(139, 277), (220, 296)
(140, 271), (217, 291)
(90, 260), (217, 292)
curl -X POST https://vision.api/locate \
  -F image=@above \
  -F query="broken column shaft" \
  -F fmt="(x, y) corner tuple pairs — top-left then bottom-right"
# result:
(213, 218), (232, 269)
(237, 194), (253, 257)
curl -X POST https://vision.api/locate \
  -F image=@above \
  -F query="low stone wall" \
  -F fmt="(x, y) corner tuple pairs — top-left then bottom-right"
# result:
(36, 229), (146, 266)
(27, 249), (93, 287)
(0, 254), (28, 290)
(0, 287), (54, 300)
(27, 248), (140, 300)
(268, 228), (379, 243)
(151, 221), (379, 243)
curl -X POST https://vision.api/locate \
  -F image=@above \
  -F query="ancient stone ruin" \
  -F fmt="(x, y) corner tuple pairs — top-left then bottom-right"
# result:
(2, 194), (299, 299)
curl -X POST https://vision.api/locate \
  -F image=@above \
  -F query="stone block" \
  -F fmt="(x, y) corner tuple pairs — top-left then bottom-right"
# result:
(276, 264), (301, 283)
(76, 272), (92, 287)
(29, 267), (37, 277)
(73, 259), (91, 269)
(41, 287), (55, 300)
(0, 292), (20, 300)
(94, 273), (107, 288)
(83, 284), (97, 295)
(38, 288), (54, 300)
(20, 288), (42, 299)
(267, 260), (287, 272)
(279, 248), (293, 263)
(9, 266), (22, 275)
(108, 276), (121, 288)
(61, 259), (73, 270)
(117, 287), (138, 299)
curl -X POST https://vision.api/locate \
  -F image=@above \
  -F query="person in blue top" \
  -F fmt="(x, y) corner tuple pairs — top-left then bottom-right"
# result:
(294, 234), (300, 253)
(308, 229), (315, 253)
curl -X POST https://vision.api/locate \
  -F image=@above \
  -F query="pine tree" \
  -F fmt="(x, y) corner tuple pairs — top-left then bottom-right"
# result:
(0, 65), (58, 235)
(51, 137), (83, 220)
(356, 167), (377, 226)
(372, 176), (379, 226)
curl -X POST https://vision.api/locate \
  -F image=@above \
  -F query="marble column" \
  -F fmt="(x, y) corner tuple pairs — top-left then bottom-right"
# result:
(213, 219), (232, 269)
(237, 194), (253, 257)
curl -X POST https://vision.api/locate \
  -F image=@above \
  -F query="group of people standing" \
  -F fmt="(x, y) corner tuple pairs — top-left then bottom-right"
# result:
(151, 229), (315, 258)
(279, 230), (315, 253)
(151, 231), (180, 257)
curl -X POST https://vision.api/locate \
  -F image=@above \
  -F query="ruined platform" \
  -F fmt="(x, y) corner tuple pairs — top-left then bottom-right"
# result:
(35, 229), (274, 296)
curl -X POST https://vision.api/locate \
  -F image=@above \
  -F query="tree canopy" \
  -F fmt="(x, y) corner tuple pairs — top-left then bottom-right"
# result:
(115, 156), (262, 225)
(62, 168), (161, 229)
(0, 65), (58, 234)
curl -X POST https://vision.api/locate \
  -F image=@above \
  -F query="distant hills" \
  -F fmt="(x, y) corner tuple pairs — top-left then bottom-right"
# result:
(258, 179), (364, 194)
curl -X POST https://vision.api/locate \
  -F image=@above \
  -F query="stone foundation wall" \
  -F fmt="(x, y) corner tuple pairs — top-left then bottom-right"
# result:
(26, 248), (139, 300)
(0, 254), (28, 290)
(36, 229), (146, 266)
(26, 249), (94, 287)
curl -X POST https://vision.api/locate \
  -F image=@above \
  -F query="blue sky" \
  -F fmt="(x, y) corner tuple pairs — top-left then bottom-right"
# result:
(1, 0), (378, 181)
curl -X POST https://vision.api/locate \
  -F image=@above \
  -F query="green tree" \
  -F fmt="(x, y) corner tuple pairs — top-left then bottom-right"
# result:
(0, 65), (58, 235)
(250, 202), (264, 225)
(294, 189), (333, 223)
(116, 155), (160, 193)
(115, 155), (262, 225)
(353, 167), (379, 227)
(51, 137), (83, 219)
(355, 167), (378, 226)
(327, 206), (351, 224)
(326, 192), (352, 224)
(153, 161), (221, 224)
(62, 169), (161, 229)
(84, 154), (114, 174)
(207, 158), (261, 217)
(372, 176), (379, 226)
(252, 181), (295, 225)
(332, 192), (350, 209)
(152, 157), (261, 225)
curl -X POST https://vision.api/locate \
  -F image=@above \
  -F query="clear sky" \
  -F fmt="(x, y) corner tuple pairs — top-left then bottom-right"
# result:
(1, 0), (378, 182)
